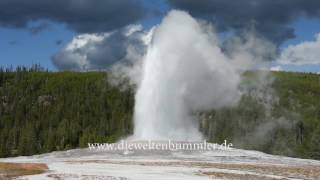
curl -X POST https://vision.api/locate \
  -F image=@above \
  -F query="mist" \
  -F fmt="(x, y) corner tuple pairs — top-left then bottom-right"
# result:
(132, 10), (265, 141)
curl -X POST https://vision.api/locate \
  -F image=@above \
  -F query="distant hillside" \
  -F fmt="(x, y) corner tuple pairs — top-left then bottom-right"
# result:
(201, 71), (320, 159)
(0, 67), (319, 159)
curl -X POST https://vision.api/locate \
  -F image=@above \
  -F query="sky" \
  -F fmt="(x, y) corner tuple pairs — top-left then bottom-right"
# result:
(0, 0), (320, 73)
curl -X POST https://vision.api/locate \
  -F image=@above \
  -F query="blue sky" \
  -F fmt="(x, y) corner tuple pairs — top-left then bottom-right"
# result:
(282, 18), (320, 47)
(0, 23), (75, 70)
(0, 0), (319, 73)
(277, 17), (320, 73)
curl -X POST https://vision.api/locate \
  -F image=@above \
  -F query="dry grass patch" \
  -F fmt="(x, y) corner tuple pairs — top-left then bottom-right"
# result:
(199, 163), (320, 179)
(0, 162), (48, 178)
(200, 171), (284, 180)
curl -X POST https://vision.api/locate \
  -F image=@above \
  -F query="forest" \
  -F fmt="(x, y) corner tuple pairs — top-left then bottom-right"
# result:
(0, 66), (319, 160)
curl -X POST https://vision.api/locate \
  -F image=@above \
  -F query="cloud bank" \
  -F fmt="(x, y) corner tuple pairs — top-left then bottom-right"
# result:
(168, 0), (320, 44)
(0, 0), (145, 33)
(52, 25), (148, 71)
(278, 33), (320, 65)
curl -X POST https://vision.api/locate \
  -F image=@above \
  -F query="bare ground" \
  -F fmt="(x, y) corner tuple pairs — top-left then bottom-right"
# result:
(66, 160), (320, 179)
(0, 162), (48, 179)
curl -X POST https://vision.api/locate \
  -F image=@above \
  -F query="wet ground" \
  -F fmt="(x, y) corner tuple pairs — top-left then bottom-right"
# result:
(1, 144), (320, 179)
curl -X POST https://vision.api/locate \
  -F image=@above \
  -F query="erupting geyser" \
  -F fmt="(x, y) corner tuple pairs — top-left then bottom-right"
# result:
(133, 10), (242, 141)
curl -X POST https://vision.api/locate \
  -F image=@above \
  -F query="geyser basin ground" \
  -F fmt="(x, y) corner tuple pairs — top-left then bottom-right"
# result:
(1, 147), (320, 179)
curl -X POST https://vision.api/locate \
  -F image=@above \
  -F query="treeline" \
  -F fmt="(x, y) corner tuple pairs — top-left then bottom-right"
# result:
(0, 66), (319, 160)
(0, 66), (134, 157)
(201, 71), (320, 159)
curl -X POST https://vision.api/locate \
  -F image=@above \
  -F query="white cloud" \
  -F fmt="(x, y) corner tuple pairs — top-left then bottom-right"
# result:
(65, 33), (109, 51)
(278, 33), (320, 65)
(270, 65), (283, 71)
(52, 25), (148, 71)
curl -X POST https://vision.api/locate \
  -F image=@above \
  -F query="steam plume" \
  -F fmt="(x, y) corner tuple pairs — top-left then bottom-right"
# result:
(133, 10), (244, 140)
